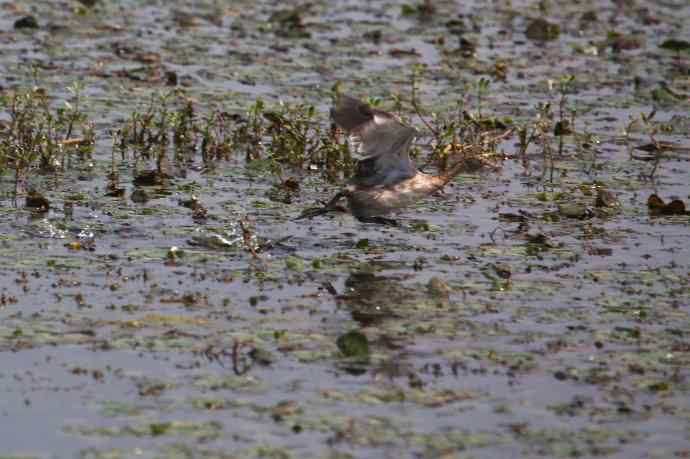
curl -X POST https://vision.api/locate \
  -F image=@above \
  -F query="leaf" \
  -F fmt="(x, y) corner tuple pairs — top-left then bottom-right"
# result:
(525, 18), (560, 41)
(336, 330), (370, 360)
(660, 39), (690, 53)
(355, 239), (369, 249)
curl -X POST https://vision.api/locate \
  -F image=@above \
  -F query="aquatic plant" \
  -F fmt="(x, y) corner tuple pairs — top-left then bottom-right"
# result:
(0, 82), (93, 196)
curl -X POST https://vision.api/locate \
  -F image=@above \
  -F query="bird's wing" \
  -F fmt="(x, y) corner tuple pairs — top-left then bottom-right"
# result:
(330, 95), (416, 187)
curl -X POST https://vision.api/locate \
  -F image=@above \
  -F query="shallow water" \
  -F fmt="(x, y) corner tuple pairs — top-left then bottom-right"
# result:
(1, 1), (690, 458)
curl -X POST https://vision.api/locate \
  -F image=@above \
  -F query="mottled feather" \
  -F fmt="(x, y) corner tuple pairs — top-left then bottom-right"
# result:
(331, 95), (417, 188)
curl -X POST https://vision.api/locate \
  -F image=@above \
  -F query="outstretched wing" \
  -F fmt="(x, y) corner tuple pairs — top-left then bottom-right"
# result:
(331, 95), (416, 188)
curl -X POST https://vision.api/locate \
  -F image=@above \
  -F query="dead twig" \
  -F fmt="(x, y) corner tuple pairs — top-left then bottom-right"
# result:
(410, 98), (440, 138)
(57, 138), (89, 146)
(239, 219), (260, 259)
(232, 340), (254, 376)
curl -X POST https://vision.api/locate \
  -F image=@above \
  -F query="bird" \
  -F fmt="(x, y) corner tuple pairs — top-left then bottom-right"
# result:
(297, 94), (475, 225)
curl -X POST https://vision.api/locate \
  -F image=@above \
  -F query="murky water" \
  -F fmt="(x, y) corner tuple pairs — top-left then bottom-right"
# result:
(1, 1), (689, 458)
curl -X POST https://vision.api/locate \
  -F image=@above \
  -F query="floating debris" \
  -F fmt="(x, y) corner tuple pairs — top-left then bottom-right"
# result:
(180, 197), (208, 221)
(65, 239), (95, 251)
(635, 141), (686, 153)
(595, 189), (621, 208)
(659, 39), (690, 55)
(104, 187), (125, 198)
(188, 231), (240, 250)
(427, 277), (451, 298)
(558, 203), (593, 219)
(525, 18), (560, 41)
(130, 188), (149, 203)
(268, 7), (311, 39)
(77, 0), (100, 7)
(25, 191), (50, 212)
(647, 194), (688, 216)
(166, 246), (184, 259)
(14, 15), (38, 29)
(133, 169), (171, 186)
(336, 330), (370, 360)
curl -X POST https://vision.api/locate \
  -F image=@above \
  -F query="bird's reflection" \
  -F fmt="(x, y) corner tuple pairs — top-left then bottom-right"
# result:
(337, 271), (414, 325)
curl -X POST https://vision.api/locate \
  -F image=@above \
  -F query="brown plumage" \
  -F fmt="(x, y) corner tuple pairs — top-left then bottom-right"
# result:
(298, 94), (469, 225)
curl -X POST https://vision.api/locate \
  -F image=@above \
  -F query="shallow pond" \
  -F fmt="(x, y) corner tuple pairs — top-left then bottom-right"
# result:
(1, 1), (689, 458)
